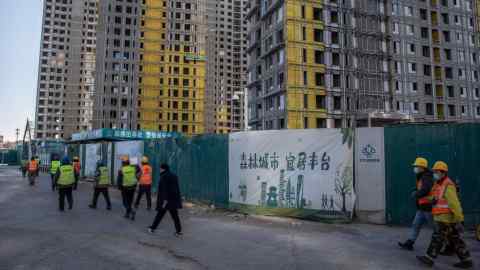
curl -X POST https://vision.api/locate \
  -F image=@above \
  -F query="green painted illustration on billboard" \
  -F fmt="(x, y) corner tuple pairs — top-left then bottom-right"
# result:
(229, 129), (355, 221)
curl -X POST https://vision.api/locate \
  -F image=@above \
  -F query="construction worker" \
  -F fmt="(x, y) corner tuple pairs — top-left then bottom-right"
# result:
(27, 157), (39, 186)
(55, 157), (75, 211)
(417, 161), (473, 269)
(134, 156), (153, 210)
(72, 156), (81, 190)
(117, 155), (138, 220)
(89, 161), (112, 210)
(20, 159), (27, 178)
(398, 157), (434, 250)
(50, 155), (61, 191)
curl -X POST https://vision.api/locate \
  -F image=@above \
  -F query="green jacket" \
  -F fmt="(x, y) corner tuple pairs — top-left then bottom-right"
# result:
(433, 185), (464, 223)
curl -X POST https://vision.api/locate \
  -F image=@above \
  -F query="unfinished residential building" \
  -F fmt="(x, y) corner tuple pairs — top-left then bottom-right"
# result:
(324, 0), (392, 127)
(94, 0), (142, 130)
(35, 0), (98, 139)
(138, 0), (207, 135)
(246, 0), (480, 130)
(390, 0), (480, 122)
(205, 0), (249, 133)
(247, 0), (329, 130)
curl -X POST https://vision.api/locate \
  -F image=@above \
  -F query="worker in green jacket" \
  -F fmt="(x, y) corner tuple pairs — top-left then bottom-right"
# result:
(417, 161), (473, 269)
(20, 159), (27, 178)
(117, 155), (138, 220)
(89, 161), (112, 210)
(55, 156), (75, 212)
(50, 155), (61, 191)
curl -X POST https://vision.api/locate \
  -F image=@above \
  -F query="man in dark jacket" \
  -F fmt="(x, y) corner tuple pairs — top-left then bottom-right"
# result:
(398, 157), (434, 250)
(148, 164), (182, 236)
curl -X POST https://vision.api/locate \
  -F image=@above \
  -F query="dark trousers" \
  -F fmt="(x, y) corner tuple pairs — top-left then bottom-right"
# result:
(135, 184), (152, 209)
(50, 174), (56, 191)
(121, 187), (136, 215)
(92, 187), (111, 208)
(58, 186), (73, 211)
(426, 222), (471, 262)
(73, 173), (79, 189)
(151, 208), (182, 233)
(28, 171), (36, 185)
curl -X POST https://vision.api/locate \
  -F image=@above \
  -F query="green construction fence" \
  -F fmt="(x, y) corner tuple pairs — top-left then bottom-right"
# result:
(385, 123), (480, 227)
(144, 134), (229, 208)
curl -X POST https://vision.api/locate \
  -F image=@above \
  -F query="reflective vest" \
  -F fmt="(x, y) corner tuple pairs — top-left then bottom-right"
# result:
(73, 161), (81, 174)
(139, 164), (152, 185)
(121, 165), (137, 187)
(28, 160), (38, 172)
(50, 160), (61, 174)
(416, 179), (433, 205)
(98, 166), (110, 186)
(431, 177), (455, 215)
(58, 165), (75, 186)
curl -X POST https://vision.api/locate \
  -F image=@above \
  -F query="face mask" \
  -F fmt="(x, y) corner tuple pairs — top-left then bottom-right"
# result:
(433, 173), (442, 181)
(413, 167), (422, 174)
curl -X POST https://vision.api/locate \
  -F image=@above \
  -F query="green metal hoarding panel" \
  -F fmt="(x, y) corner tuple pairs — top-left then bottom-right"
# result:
(385, 124), (480, 227)
(144, 135), (229, 208)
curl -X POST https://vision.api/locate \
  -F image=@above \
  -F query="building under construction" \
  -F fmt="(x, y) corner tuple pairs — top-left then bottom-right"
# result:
(246, 0), (480, 129)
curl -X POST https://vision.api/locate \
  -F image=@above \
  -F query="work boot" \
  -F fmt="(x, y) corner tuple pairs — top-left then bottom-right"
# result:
(107, 205), (112, 211)
(416, 255), (434, 267)
(130, 211), (136, 221)
(124, 212), (130, 219)
(88, 204), (96, 209)
(398, 240), (414, 251)
(453, 260), (473, 269)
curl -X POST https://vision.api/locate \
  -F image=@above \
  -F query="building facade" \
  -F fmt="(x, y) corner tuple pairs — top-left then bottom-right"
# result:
(137, 0), (207, 135)
(35, 0), (98, 139)
(246, 0), (480, 130)
(93, 0), (142, 130)
(205, 0), (249, 133)
(390, 0), (480, 122)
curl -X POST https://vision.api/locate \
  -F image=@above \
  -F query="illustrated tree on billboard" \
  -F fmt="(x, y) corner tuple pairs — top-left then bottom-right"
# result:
(334, 164), (353, 213)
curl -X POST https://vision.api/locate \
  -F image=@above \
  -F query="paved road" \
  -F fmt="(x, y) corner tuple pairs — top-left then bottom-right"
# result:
(0, 166), (478, 270)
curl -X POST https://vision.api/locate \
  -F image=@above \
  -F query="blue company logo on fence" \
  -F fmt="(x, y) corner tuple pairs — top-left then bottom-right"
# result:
(360, 144), (380, 163)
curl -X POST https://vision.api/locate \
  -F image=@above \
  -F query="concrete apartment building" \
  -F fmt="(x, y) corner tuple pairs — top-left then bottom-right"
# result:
(35, 0), (98, 139)
(36, 0), (249, 138)
(246, 0), (480, 130)
(138, 0), (207, 135)
(93, 0), (142, 130)
(390, 0), (480, 122)
(205, 0), (249, 133)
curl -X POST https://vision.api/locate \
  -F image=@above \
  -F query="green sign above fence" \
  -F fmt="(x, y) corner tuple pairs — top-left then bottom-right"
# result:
(71, 129), (178, 142)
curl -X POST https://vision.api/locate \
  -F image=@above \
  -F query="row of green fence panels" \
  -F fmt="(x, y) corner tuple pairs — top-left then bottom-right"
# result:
(1, 150), (18, 165)
(144, 135), (229, 208)
(385, 124), (480, 227)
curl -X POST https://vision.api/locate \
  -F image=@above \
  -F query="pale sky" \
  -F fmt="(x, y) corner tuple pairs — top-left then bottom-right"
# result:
(0, 0), (42, 141)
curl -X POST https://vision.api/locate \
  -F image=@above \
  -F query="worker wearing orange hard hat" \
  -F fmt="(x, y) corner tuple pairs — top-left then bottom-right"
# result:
(134, 156), (153, 210)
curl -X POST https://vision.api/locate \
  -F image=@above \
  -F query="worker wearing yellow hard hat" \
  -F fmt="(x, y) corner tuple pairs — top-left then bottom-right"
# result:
(417, 161), (473, 268)
(117, 154), (139, 221)
(134, 156), (153, 210)
(398, 157), (435, 251)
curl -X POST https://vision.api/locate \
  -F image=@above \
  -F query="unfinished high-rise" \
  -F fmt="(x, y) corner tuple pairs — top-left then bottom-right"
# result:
(246, 0), (480, 130)
(205, 0), (249, 133)
(93, 0), (142, 130)
(35, 0), (98, 139)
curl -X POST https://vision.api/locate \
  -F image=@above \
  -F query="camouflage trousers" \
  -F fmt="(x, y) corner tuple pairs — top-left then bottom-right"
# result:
(426, 222), (471, 262)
